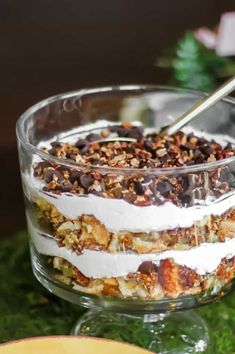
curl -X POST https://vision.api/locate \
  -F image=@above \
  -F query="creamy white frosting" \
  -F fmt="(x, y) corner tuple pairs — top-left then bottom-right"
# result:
(28, 216), (235, 278)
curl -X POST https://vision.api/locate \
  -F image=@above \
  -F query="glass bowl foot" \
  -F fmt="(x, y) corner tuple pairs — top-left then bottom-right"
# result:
(71, 309), (213, 353)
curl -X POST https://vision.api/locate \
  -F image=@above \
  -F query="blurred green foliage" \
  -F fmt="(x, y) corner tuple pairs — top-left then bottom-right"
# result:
(156, 32), (235, 91)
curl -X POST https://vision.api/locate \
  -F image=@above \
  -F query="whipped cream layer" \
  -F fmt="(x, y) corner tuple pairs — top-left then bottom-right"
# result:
(28, 216), (235, 278)
(23, 172), (235, 233)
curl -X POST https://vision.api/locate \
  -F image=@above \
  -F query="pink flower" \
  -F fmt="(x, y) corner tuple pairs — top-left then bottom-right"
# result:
(194, 27), (216, 49)
(195, 12), (235, 56)
(216, 12), (235, 56)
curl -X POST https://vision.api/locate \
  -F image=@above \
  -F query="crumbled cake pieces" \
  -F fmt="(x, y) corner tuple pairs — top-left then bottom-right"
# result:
(52, 255), (235, 300)
(36, 198), (235, 254)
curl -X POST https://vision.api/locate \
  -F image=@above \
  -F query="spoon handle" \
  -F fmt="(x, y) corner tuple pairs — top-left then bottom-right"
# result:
(161, 76), (235, 136)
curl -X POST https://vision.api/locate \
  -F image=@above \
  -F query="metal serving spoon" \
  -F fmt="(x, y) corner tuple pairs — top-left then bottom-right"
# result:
(87, 76), (235, 146)
(160, 76), (235, 136)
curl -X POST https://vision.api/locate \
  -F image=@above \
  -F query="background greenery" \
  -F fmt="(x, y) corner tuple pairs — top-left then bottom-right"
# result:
(0, 232), (234, 353)
(156, 32), (235, 91)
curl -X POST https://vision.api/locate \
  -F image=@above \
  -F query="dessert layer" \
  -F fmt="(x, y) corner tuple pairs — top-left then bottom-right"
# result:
(32, 122), (235, 211)
(24, 170), (235, 233)
(38, 191), (235, 233)
(28, 215), (235, 278)
(24, 121), (235, 237)
(38, 120), (235, 169)
(53, 255), (235, 300)
(36, 198), (235, 253)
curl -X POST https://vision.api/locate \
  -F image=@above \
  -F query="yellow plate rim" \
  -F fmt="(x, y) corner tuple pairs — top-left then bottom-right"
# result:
(0, 335), (153, 353)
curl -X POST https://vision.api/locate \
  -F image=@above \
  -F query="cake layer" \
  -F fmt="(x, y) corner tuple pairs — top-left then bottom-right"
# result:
(36, 197), (235, 254)
(28, 214), (235, 278)
(53, 255), (235, 300)
(24, 171), (235, 233)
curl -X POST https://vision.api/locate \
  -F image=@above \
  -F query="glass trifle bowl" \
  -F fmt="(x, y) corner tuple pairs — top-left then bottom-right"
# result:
(16, 86), (235, 353)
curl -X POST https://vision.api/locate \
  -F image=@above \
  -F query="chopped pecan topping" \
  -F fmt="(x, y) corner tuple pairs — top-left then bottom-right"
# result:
(33, 122), (235, 207)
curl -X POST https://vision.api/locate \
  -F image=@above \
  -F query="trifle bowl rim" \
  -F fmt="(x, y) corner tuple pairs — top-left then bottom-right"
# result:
(16, 84), (235, 175)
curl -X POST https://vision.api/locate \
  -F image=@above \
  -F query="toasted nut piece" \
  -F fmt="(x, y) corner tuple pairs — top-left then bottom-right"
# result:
(158, 259), (182, 296)
(57, 220), (81, 233)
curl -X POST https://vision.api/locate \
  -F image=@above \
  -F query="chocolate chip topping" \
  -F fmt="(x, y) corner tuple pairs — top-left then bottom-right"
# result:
(38, 123), (235, 169)
(86, 133), (101, 142)
(33, 161), (52, 177)
(43, 168), (64, 183)
(134, 181), (145, 195)
(69, 171), (82, 184)
(33, 122), (235, 207)
(75, 139), (89, 149)
(157, 180), (172, 195)
(138, 261), (158, 274)
(79, 174), (94, 189)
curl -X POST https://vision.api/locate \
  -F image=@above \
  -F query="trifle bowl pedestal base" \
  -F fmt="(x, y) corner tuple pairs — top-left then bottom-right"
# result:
(71, 309), (212, 354)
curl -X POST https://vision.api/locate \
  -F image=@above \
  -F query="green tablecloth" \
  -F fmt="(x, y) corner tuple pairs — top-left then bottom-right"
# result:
(0, 232), (234, 353)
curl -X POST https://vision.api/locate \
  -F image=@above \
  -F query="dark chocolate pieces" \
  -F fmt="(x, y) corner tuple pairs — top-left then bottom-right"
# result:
(138, 261), (158, 274)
